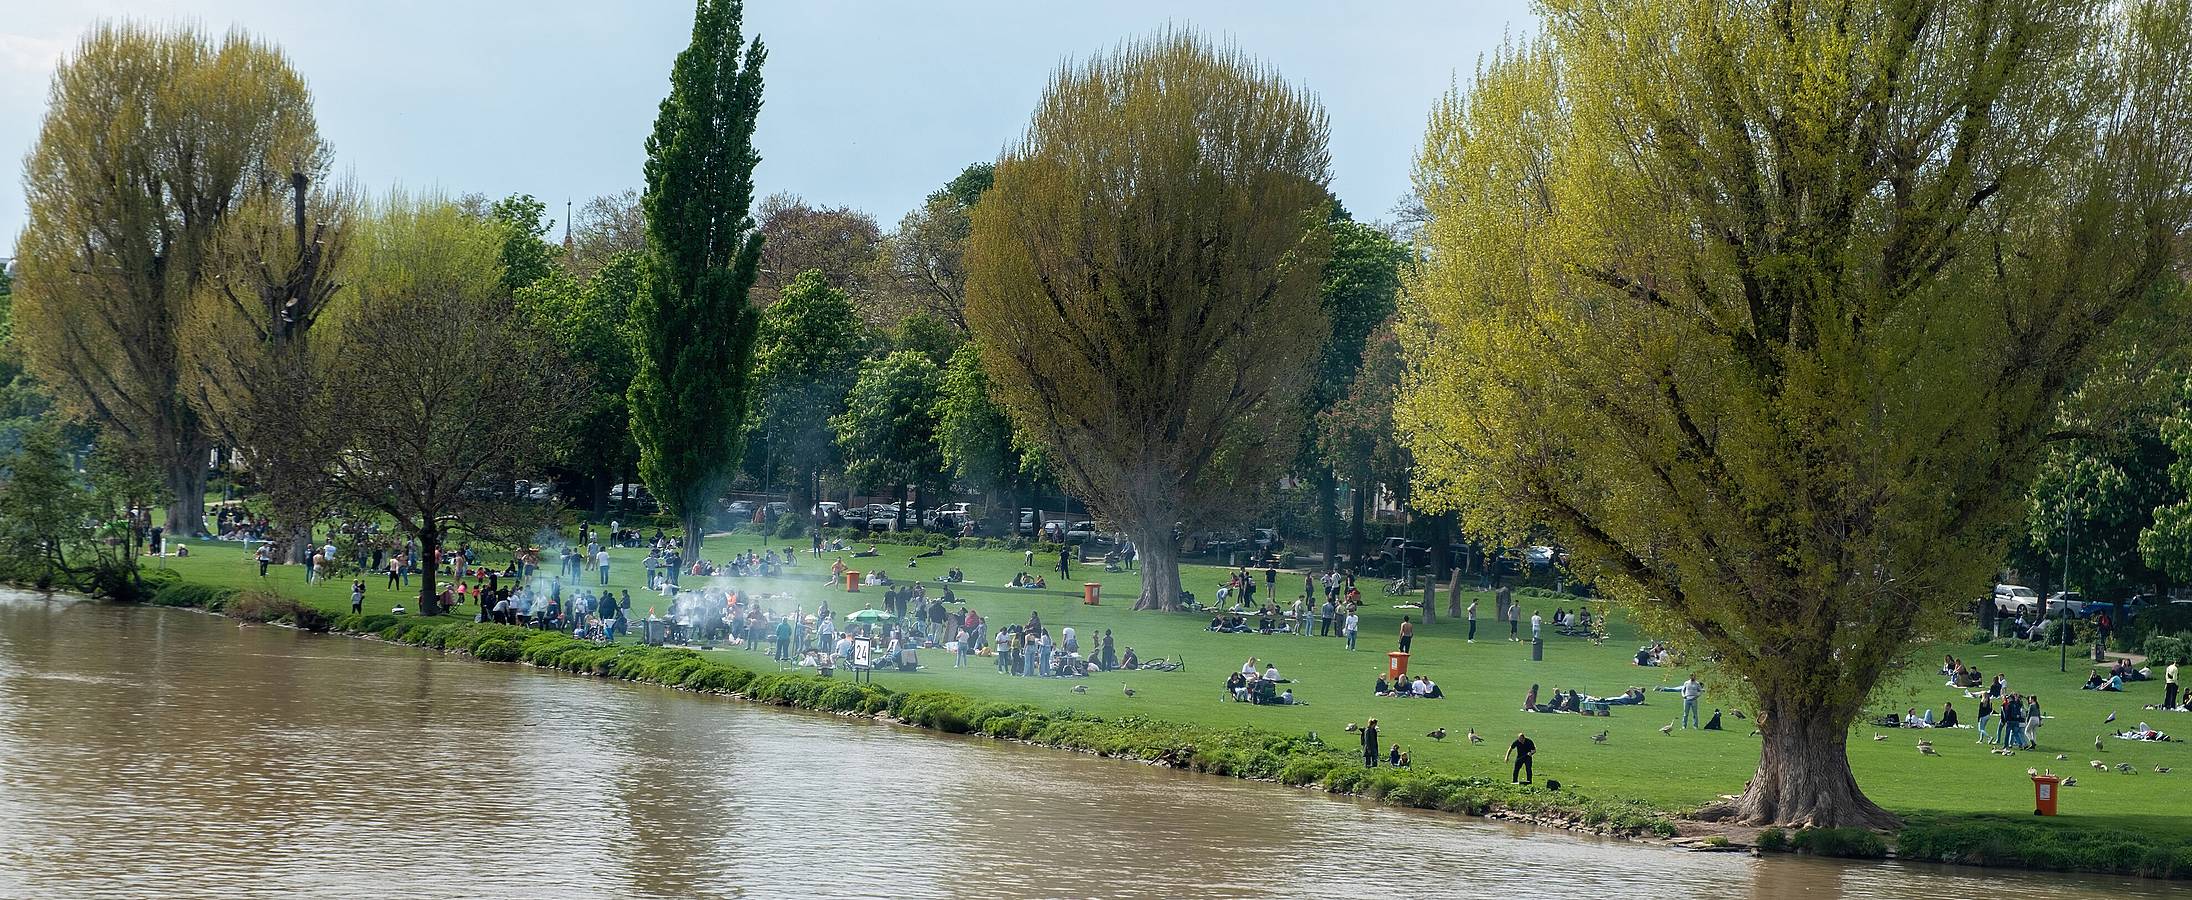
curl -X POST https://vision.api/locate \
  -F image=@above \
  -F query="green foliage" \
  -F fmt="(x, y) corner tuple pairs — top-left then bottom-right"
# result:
(751, 270), (866, 498)
(965, 29), (1335, 610)
(1897, 815), (2192, 878)
(517, 254), (642, 500)
(630, 0), (767, 549)
(1756, 828), (1791, 852)
(2142, 633), (2192, 666)
(484, 193), (564, 293)
(830, 350), (944, 496)
(1789, 827), (1889, 859)
(226, 590), (333, 632)
(1400, 0), (2192, 827)
(146, 581), (239, 612)
(0, 424), (96, 584)
(2141, 376), (2192, 583)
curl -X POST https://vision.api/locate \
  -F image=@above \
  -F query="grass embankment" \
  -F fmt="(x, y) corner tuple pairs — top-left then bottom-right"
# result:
(138, 534), (2192, 877)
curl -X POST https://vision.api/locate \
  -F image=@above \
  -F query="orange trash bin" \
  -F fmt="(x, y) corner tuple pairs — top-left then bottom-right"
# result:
(1084, 582), (1101, 605)
(2032, 773), (2061, 816)
(1387, 651), (1411, 683)
(845, 570), (861, 592)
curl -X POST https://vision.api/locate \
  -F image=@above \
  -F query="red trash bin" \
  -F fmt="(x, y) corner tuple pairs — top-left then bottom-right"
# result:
(1083, 582), (1101, 605)
(845, 570), (861, 592)
(2032, 773), (2061, 816)
(1387, 651), (1411, 683)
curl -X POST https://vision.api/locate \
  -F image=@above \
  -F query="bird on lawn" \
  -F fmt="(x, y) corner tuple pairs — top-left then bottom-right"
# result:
(1591, 729), (1609, 744)
(2096, 735), (2106, 751)
(2158, 767), (2173, 774)
(1730, 709), (1747, 719)
(1122, 686), (1137, 698)
(2091, 760), (2108, 769)
(1071, 684), (1088, 694)
(2056, 754), (2068, 760)
(1345, 722), (1360, 733)
(1659, 722), (1674, 736)
(2063, 776), (2078, 787)
(1466, 729), (1484, 744)
(2118, 763), (2138, 774)
(1873, 732), (1888, 741)
(2105, 711), (2117, 724)
(1427, 728), (1447, 742)
(1918, 741), (1938, 756)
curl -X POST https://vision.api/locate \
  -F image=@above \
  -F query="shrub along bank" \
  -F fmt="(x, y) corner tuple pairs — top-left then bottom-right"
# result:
(123, 574), (2192, 879)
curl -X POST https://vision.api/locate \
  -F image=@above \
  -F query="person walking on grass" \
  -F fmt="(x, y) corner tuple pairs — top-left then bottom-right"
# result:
(1508, 599), (1521, 642)
(1398, 617), (1414, 654)
(256, 543), (272, 578)
(1506, 732), (1536, 784)
(1530, 610), (1543, 642)
(1976, 695), (1994, 744)
(1680, 674), (1704, 729)
(1343, 610), (1360, 651)
(351, 580), (365, 615)
(1466, 598), (1479, 643)
(597, 547), (611, 586)
(1361, 718), (1380, 768)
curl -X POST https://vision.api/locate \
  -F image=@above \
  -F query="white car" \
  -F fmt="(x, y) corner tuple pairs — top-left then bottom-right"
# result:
(1992, 584), (2040, 616)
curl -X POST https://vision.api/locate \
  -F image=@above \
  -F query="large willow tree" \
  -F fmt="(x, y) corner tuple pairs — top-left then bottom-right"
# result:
(1401, 0), (2192, 827)
(629, 0), (767, 556)
(12, 23), (324, 536)
(966, 31), (1333, 610)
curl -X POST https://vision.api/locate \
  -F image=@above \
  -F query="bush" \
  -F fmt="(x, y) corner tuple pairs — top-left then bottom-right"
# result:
(147, 581), (238, 611)
(775, 513), (809, 540)
(1277, 550), (1297, 569)
(1897, 815), (2192, 878)
(1790, 827), (1888, 859)
(1756, 827), (1790, 852)
(2142, 633), (2192, 667)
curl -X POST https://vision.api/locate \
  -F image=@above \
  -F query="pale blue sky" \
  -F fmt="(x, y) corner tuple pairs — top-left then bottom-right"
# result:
(2, 1), (1536, 246)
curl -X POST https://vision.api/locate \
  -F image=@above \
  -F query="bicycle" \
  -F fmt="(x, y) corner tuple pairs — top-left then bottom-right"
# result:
(1138, 656), (1185, 673)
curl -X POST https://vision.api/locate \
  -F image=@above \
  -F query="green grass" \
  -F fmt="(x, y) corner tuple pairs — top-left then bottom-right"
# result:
(147, 531), (2192, 840)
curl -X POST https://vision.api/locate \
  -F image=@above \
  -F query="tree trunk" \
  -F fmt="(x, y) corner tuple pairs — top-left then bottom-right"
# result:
(165, 463), (207, 538)
(1133, 525), (1181, 611)
(590, 462), (610, 519)
(682, 511), (703, 560)
(1702, 704), (1900, 829)
(417, 522), (442, 617)
(1420, 581), (1437, 624)
(1316, 467), (1339, 570)
(894, 482), (908, 531)
(285, 524), (313, 566)
(1447, 571), (1463, 618)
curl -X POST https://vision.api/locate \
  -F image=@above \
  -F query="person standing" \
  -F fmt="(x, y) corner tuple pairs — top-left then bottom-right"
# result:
(2000, 693), (2023, 748)
(1508, 599), (1521, 641)
(1290, 596), (1307, 638)
(1506, 732), (1536, 784)
(1398, 617), (1414, 654)
(1529, 610), (1543, 642)
(773, 615), (793, 662)
(1343, 610), (1360, 651)
(596, 546), (611, 586)
(1058, 547), (1071, 581)
(2167, 661), (2181, 710)
(350, 579), (365, 615)
(1101, 628), (1116, 671)
(255, 543), (272, 577)
(1679, 674), (1704, 729)
(1361, 718), (1380, 768)
(1466, 598), (1479, 643)
(1975, 694), (1994, 744)
(1318, 597), (1336, 637)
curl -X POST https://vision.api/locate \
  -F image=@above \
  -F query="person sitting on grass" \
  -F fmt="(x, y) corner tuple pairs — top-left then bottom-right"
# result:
(1939, 701), (1959, 727)
(1277, 688), (1297, 706)
(1522, 683), (1540, 712)
(853, 545), (880, 558)
(1226, 671), (1249, 701)
(1121, 647), (1139, 670)
(1375, 674), (1392, 696)
(1263, 663), (1283, 683)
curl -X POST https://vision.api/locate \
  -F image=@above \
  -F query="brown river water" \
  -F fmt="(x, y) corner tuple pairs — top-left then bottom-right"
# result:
(0, 590), (2174, 899)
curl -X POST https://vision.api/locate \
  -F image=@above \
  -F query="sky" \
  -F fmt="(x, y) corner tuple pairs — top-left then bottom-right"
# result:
(0, 0), (1538, 249)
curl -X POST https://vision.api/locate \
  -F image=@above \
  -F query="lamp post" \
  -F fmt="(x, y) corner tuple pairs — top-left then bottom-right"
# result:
(2060, 504), (2072, 673)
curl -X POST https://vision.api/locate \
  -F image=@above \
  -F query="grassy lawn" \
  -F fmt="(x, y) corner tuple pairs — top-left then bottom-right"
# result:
(150, 530), (2191, 834)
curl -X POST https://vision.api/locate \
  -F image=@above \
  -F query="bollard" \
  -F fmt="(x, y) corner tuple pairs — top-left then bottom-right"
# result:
(1531, 637), (1543, 661)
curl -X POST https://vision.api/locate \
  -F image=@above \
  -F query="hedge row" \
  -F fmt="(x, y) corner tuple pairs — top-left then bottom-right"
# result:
(312, 611), (1676, 836)
(1894, 815), (2192, 879)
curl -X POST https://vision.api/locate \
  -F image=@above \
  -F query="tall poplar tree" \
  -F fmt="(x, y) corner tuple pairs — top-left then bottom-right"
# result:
(1401, 0), (2192, 827)
(628, 0), (767, 556)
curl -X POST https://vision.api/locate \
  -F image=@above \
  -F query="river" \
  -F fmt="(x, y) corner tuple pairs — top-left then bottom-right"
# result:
(0, 590), (2172, 898)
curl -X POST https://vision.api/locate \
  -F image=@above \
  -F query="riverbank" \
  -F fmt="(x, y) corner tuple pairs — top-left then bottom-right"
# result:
(117, 555), (2192, 880)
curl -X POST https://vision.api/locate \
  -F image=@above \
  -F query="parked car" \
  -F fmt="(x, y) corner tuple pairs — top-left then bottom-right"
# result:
(608, 483), (657, 512)
(1059, 520), (1100, 545)
(1253, 528), (1283, 554)
(513, 480), (553, 502)
(764, 501), (788, 522)
(1525, 545), (1556, 567)
(814, 501), (844, 527)
(1040, 521), (1066, 542)
(1379, 538), (1429, 567)
(724, 500), (755, 521)
(2043, 591), (2089, 617)
(1992, 584), (2040, 616)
